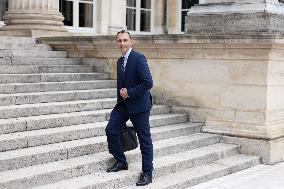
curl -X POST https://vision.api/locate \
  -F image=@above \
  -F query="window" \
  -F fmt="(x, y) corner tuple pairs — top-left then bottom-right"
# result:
(0, 0), (8, 22)
(60, 0), (93, 28)
(126, 0), (136, 31)
(126, 0), (152, 33)
(79, 1), (93, 27)
(181, 0), (198, 32)
(60, 0), (73, 26)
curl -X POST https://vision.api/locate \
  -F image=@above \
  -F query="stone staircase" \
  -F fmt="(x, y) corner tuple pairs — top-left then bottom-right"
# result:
(0, 36), (260, 189)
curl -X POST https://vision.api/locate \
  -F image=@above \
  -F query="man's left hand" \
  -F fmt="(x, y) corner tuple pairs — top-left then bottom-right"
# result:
(120, 88), (129, 99)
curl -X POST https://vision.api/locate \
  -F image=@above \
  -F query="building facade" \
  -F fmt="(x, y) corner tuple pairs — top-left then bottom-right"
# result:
(0, 0), (199, 36)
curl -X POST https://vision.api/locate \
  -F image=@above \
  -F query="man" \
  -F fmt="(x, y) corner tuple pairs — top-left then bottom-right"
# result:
(105, 30), (154, 186)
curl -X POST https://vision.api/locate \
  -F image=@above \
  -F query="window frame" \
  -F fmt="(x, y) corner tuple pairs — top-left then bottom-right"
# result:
(60, 0), (96, 33)
(126, 0), (154, 34)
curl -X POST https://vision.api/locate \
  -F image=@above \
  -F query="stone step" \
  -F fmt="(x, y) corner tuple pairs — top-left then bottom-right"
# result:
(0, 108), (111, 135)
(0, 112), (187, 146)
(13, 142), (238, 189)
(0, 98), (116, 119)
(0, 58), (10, 65)
(0, 65), (93, 74)
(0, 43), (52, 51)
(0, 37), (36, 44)
(0, 80), (116, 94)
(125, 155), (260, 189)
(0, 72), (109, 84)
(0, 88), (117, 106)
(0, 108), (187, 135)
(10, 57), (81, 65)
(0, 105), (173, 151)
(0, 123), (203, 171)
(0, 134), (224, 188)
(0, 50), (67, 58)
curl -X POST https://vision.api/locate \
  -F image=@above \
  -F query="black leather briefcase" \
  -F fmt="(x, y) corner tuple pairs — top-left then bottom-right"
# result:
(120, 125), (138, 152)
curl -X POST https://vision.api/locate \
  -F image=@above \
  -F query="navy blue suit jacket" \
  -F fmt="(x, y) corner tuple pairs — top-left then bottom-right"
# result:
(116, 50), (153, 114)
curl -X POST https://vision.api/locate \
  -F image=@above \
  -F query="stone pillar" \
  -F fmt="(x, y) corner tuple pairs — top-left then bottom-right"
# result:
(0, 0), (69, 37)
(185, 0), (284, 164)
(153, 0), (164, 34)
(108, 0), (126, 34)
(167, 0), (179, 34)
(96, 0), (125, 35)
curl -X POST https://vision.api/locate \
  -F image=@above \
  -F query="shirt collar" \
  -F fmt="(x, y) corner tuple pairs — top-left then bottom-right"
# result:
(122, 48), (132, 59)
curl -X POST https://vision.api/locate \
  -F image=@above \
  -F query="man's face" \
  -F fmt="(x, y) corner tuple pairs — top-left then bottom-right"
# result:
(116, 32), (133, 54)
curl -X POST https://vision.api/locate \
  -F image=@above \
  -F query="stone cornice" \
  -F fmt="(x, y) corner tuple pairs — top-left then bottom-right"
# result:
(39, 34), (284, 59)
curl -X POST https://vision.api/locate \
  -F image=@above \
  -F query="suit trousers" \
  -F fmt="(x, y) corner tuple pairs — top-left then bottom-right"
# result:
(105, 102), (153, 175)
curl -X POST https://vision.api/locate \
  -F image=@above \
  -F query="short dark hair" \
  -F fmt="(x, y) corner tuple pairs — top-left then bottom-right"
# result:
(116, 30), (132, 39)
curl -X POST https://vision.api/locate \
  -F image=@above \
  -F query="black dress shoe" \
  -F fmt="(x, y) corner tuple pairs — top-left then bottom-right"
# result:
(136, 173), (152, 186)
(106, 162), (128, 172)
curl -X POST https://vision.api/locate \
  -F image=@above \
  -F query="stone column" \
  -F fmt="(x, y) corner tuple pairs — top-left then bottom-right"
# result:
(0, 0), (69, 37)
(184, 0), (284, 164)
(167, 0), (179, 34)
(96, 0), (125, 35)
(108, 0), (126, 34)
(153, 0), (164, 34)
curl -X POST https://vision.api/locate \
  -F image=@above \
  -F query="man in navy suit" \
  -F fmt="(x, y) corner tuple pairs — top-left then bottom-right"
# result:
(105, 30), (153, 186)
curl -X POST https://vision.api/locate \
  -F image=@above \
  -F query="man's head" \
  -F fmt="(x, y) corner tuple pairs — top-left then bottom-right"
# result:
(116, 30), (133, 55)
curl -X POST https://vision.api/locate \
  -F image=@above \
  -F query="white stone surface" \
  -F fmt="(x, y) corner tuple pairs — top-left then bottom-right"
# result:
(30, 144), (245, 189)
(0, 80), (116, 94)
(191, 162), (284, 189)
(220, 85), (266, 110)
(0, 73), (109, 84)
(0, 123), (203, 171)
(189, 1), (284, 15)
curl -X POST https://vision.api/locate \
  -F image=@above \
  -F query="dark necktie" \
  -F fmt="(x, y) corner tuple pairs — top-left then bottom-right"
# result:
(121, 57), (125, 84)
(121, 57), (125, 73)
